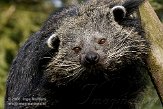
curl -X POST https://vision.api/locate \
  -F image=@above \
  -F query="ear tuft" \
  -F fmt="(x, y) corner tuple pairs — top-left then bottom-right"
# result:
(111, 6), (126, 22)
(122, 0), (145, 16)
(47, 34), (60, 49)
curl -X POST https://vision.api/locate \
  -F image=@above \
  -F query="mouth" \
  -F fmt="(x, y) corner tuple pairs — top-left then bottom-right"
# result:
(50, 63), (111, 86)
(83, 63), (104, 70)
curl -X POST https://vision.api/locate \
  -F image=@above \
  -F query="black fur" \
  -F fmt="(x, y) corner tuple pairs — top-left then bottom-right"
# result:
(5, 0), (149, 109)
(122, 0), (144, 16)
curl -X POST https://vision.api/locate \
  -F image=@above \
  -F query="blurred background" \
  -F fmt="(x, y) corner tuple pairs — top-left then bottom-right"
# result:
(0, 0), (162, 109)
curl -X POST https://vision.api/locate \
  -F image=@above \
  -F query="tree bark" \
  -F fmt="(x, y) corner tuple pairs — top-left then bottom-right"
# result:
(139, 0), (163, 105)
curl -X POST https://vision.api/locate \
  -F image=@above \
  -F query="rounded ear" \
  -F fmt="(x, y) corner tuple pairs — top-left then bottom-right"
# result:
(111, 6), (126, 22)
(47, 33), (60, 49)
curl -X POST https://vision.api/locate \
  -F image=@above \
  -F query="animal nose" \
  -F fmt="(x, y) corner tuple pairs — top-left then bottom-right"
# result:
(84, 51), (100, 65)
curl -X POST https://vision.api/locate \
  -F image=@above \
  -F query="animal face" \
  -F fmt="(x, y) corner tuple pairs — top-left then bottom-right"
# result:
(46, 0), (149, 84)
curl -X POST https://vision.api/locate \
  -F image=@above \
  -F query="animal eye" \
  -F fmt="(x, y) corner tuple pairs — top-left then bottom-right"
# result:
(98, 38), (107, 44)
(72, 47), (82, 53)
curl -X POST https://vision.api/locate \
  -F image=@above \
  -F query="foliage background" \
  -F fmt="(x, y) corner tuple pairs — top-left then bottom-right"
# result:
(0, 0), (162, 109)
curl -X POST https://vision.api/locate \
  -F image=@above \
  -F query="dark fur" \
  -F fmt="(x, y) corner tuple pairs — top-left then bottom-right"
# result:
(5, 0), (149, 109)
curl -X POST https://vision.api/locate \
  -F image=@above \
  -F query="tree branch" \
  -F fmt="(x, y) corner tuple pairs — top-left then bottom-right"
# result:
(139, 0), (163, 105)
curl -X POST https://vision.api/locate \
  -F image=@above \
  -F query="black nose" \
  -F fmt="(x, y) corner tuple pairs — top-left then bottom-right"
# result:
(84, 51), (100, 65)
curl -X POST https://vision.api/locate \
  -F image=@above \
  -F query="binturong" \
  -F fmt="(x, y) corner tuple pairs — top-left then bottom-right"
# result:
(5, 0), (150, 109)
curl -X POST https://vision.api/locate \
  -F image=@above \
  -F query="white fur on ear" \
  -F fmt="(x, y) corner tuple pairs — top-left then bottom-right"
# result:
(47, 34), (57, 49)
(111, 5), (126, 18)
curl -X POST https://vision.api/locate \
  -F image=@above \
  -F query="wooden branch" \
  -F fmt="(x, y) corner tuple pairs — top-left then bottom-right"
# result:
(139, 0), (163, 105)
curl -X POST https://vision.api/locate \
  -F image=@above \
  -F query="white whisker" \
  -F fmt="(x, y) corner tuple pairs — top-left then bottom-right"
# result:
(111, 29), (134, 51)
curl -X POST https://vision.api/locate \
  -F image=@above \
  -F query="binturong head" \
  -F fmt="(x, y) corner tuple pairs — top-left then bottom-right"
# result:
(45, 0), (149, 85)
